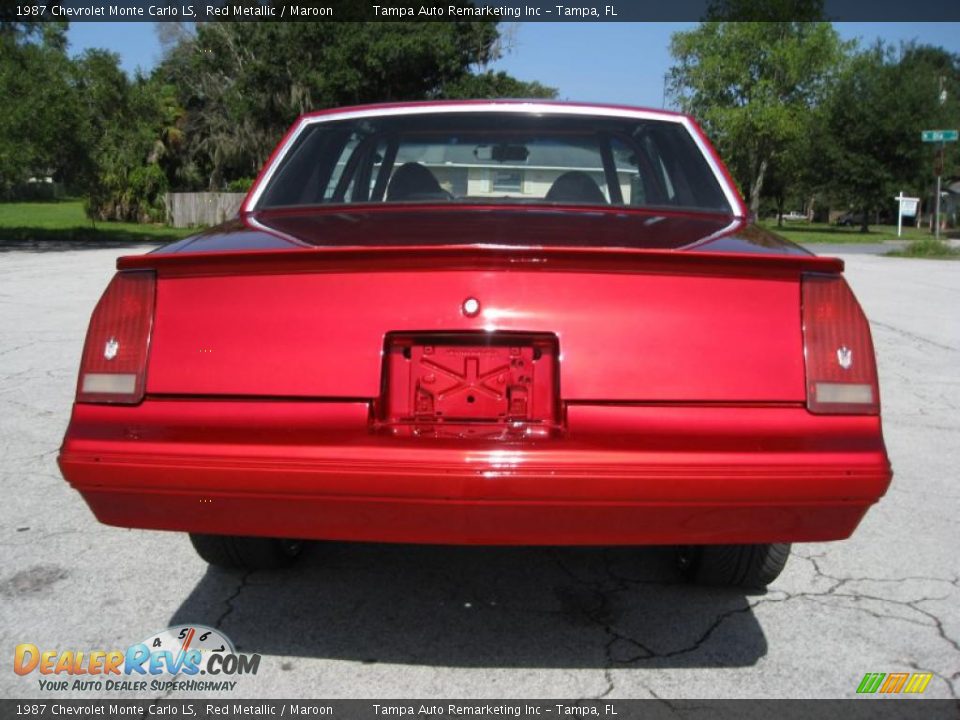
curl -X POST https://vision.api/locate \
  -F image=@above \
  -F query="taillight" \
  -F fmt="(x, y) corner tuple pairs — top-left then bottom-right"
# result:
(801, 273), (879, 415)
(76, 271), (156, 404)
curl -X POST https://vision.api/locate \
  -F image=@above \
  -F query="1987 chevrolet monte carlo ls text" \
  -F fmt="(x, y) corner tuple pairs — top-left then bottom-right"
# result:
(57, 102), (892, 588)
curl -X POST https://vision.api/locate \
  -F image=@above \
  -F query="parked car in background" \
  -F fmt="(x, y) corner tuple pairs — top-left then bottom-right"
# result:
(836, 210), (866, 227)
(58, 101), (892, 588)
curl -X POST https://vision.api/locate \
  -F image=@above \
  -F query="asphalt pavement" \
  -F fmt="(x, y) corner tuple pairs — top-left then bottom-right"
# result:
(1, 244), (957, 701)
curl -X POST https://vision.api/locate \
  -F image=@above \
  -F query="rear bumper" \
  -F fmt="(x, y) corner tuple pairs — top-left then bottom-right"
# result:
(58, 400), (892, 545)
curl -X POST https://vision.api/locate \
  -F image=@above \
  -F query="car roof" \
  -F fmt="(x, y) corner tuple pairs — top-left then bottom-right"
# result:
(297, 100), (689, 124)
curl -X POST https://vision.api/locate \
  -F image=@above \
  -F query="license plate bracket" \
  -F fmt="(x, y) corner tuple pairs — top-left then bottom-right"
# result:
(380, 332), (560, 437)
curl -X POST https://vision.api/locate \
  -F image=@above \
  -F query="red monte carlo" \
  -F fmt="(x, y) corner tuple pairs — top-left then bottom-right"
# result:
(58, 101), (892, 587)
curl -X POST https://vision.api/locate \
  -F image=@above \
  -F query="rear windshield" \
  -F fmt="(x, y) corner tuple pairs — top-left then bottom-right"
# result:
(255, 112), (732, 214)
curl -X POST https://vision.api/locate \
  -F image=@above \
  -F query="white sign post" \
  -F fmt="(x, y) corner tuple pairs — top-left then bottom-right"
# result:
(894, 192), (920, 238)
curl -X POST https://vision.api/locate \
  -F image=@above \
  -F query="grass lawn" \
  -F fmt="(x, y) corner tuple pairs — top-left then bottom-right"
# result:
(0, 200), (197, 245)
(760, 220), (934, 244)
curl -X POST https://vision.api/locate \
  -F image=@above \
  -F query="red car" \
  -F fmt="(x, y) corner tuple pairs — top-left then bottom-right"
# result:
(57, 101), (891, 588)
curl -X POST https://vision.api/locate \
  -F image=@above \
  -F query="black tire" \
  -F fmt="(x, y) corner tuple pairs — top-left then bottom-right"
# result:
(189, 533), (303, 571)
(678, 543), (791, 589)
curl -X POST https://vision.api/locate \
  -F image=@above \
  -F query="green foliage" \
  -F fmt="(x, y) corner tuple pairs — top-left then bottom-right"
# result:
(887, 238), (960, 258)
(760, 220), (930, 244)
(68, 49), (131, 192)
(83, 75), (183, 222)
(0, 199), (194, 244)
(0, 24), (182, 220)
(2, 18), (551, 223)
(669, 22), (848, 213)
(156, 21), (548, 190)
(819, 42), (960, 230)
(0, 21), (82, 196)
(670, 22), (960, 230)
(5, 17), (954, 235)
(226, 178), (255, 193)
(439, 70), (557, 100)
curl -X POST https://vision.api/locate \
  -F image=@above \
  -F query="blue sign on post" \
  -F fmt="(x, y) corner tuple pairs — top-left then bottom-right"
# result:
(921, 130), (959, 142)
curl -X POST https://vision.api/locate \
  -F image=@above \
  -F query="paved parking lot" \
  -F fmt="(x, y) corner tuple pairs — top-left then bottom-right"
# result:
(1, 245), (957, 701)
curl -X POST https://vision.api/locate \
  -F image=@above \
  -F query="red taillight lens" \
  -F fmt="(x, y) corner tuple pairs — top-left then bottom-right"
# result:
(801, 273), (879, 415)
(76, 271), (156, 404)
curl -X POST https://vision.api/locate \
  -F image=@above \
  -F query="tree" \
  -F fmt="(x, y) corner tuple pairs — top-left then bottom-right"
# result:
(0, 14), (555, 217)
(895, 44), (960, 220)
(156, 20), (554, 189)
(668, 22), (847, 214)
(0, 21), (82, 196)
(819, 42), (960, 231)
(65, 49), (131, 192)
(439, 70), (556, 100)
(83, 75), (185, 222)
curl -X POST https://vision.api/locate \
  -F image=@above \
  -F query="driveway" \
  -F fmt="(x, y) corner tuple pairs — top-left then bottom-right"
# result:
(1, 245), (957, 700)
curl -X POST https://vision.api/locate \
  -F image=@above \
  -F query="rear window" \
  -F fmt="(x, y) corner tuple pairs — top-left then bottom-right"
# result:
(256, 112), (731, 214)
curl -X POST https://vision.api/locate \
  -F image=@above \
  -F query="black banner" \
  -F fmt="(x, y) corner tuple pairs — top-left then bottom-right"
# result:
(2, 700), (959, 720)
(3, 0), (960, 22)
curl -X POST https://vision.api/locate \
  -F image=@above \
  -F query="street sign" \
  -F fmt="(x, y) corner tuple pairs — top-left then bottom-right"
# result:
(921, 129), (959, 142)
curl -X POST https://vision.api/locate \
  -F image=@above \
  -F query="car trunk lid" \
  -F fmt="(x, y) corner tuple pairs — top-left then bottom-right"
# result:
(129, 231), (836, 405)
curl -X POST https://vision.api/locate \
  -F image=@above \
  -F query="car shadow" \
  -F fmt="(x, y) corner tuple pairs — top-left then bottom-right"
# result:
(170, 543), (768, 669)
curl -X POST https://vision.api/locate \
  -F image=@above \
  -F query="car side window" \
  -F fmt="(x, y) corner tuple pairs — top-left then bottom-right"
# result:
(323, 135), (360, 200)
(642, 136), (677, 202)
(609, 137), (644, 205)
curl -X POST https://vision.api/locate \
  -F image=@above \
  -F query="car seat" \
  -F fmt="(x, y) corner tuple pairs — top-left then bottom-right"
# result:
(545, 171), (607, 204)
(386, 163), (450, 202)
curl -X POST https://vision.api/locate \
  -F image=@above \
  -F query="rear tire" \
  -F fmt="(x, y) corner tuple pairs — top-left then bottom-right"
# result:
(189, 533), (303, 571)
(678, 543), (790, 589)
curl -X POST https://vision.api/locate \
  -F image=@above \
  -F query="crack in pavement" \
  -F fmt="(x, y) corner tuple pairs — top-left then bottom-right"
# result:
(0, 341), (40, 357)
(548, 549), (960, 700)
(139, 570), (253, 717)
(4, 447), (60, 465)
(0, 526), (117, 548)
(648, 688), (718, 716)
(551, 549), (772, 668)
(215, 570), (252, 632)
(871, 320), (958, 353)
(801, 554), (960, 663)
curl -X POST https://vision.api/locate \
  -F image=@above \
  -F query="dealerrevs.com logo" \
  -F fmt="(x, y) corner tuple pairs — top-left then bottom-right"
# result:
(14, 625), (259, 693)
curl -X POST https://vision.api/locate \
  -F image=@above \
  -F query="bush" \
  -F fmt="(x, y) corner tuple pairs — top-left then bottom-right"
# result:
(888, 238), (960, 258)
(226, 177), (254, 193)
(126, 165), (169, 223)
(85, 163), (168, 223)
